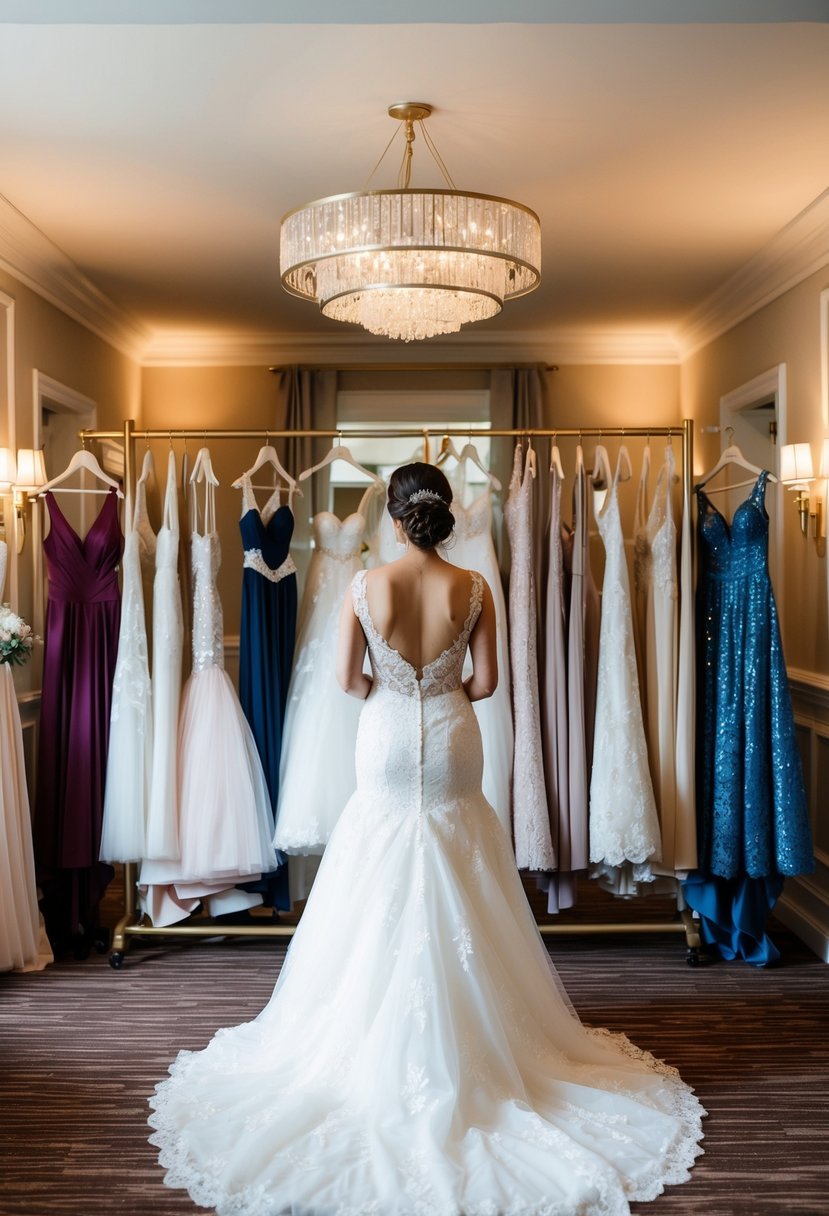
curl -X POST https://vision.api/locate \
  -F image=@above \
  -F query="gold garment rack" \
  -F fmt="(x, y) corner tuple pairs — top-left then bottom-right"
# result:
(80, 419), (701, 967)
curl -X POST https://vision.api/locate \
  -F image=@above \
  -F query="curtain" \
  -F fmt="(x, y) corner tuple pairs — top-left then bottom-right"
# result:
(274, 366), (338, 587)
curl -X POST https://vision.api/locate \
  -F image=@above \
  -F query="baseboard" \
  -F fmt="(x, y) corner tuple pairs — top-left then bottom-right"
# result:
(776, 886), (829, 963)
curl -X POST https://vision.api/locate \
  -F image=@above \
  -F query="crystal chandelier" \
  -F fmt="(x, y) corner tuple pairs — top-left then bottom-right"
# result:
(279, 103), (541, 343)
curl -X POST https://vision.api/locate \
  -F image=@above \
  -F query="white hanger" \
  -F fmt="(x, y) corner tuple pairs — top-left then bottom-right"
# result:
(138, 447), (155, 486)
(458, 440), (502, 491)
(591, 443), (614, 491)
(38, 447), (124, 497)
(549, 438), (564, 480)
(615, 444), (633, 484)
(190, 446), (219, 486)
(696, 439), (777, 492)
(299, 440), (384, 488)
(526, 438), (537, 479)
(232, 442), (301, 495)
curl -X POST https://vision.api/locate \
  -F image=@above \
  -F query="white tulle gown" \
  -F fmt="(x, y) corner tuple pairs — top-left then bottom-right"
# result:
(445, 471), (513, 837)
(139, 449), (277, 926)
(149, 566), (704, 1215)
(274, 481), (384, 858)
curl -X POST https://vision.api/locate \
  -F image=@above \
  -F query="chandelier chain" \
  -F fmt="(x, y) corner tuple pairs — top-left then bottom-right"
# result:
(362, 123), (404, 192)
(416, 120), (457, 190)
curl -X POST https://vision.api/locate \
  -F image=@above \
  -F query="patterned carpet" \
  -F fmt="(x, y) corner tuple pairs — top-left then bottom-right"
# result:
(0, 879), (827, 1216)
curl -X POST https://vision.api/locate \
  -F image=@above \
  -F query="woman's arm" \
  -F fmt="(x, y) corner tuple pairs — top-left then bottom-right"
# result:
(336, 588), (372, 699)
(464, 578), (498, 702)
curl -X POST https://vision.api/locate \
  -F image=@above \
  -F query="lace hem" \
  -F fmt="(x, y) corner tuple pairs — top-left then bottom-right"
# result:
(243, 549), (297, 583)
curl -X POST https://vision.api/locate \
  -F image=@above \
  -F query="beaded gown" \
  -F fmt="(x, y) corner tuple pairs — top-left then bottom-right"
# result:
(684, 471), (813, 963)
(149, 567), (704, 1216)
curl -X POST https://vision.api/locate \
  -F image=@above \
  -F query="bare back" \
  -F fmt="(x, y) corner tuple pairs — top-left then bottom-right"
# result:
(364, 559), (473, 678)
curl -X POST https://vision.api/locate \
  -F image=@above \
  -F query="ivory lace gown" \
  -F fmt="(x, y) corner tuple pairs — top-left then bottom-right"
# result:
(149, 568), (704, 1216)
(589, 447), (662, 891)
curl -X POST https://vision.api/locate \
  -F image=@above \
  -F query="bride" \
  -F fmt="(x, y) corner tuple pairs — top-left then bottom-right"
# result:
(149, 462), (704, 1216)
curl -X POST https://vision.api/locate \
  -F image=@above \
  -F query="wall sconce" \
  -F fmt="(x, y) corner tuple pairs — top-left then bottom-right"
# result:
(0, 447), (47, 553)
(780, 442), (821, 539)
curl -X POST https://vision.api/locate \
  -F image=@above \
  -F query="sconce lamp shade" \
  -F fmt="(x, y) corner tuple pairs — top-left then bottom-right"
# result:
(780, 442), (814, 487)
(15, 448), (47, 492)
(820, 437), (829, 480)
(0, 447), (17, 491)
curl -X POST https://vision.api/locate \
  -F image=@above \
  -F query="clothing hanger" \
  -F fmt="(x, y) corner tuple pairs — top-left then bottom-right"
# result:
(457, 440), (502, 492)
(138, 447), (155, 486)
(591, 442), (613, 491)
(696, 432), (777, 492)
(232, 438), (301, 495)
(615, 443), (633, 484)
(525, 435), (537, 479)
(549, 434), (564, 480)
(190, 446), (219, 487)
(435, 434), (463, 468)
(298, 438), (384, 488)
(38, 447), (124, 497)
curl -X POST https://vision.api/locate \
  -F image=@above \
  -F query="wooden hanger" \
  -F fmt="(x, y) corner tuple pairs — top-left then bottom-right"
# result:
(38, 447), (124, 497)
(435, 434), (463, 467)
(696, 440), (777, 493)
(299, 441), (384, 488)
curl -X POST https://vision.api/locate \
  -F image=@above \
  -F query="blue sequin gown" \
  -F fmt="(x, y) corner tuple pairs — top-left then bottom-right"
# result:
(684, 471), (813, 964)
(238, 478), (298, 909)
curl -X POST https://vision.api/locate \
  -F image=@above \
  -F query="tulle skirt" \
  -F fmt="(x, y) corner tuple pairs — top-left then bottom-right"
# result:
(150, 775), (704, 1214)
(139, 666), (277, 927)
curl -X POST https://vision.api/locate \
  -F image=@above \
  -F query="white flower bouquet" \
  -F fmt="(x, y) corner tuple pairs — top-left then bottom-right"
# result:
(0, 603), (36, 666)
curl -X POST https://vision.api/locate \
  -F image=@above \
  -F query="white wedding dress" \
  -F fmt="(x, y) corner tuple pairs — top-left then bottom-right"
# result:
(589, 447), (662, 893)
(149, 566), (704, 1216)
(274, 482), (383, 858)
(140, 449), (277, 926)
(100, 448), (155, 863)
(445, 472), (513, 837)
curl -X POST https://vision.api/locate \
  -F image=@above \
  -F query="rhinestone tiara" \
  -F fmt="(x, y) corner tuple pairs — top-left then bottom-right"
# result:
(407, 489), (445, 506)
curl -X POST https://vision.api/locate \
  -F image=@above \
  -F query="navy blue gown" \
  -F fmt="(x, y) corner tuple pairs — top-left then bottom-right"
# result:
(684, 471), (813, 964)
(238, 481), (298, 909)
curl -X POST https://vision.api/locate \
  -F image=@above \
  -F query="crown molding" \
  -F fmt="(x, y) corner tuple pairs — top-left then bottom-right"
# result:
(0, 193), (149, 361)
(140, 325), (682, 367)
(679, 187), (829, 359)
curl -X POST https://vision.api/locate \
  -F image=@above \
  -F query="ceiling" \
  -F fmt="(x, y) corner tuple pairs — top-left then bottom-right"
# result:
(0, 2), (828, 363)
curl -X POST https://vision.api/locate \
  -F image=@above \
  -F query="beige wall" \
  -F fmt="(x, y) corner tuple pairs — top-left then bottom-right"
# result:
(682, 267), (829, 678)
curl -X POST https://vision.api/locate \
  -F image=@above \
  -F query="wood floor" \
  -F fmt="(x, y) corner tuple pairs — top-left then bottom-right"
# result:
(0, 880), (827, 1216)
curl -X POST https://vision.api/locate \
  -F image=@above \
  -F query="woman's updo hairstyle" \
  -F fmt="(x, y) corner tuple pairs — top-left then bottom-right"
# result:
(388, 462), (455, 551)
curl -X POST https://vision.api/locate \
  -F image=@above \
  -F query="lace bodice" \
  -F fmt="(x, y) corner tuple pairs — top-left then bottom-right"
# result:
(451, 490), (492, 542)
(189, 449), (224, 673)
(351, 568), (483, 699)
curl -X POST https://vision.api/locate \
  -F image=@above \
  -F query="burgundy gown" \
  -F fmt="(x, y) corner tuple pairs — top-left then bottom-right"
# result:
(34, 489), (123, 949)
